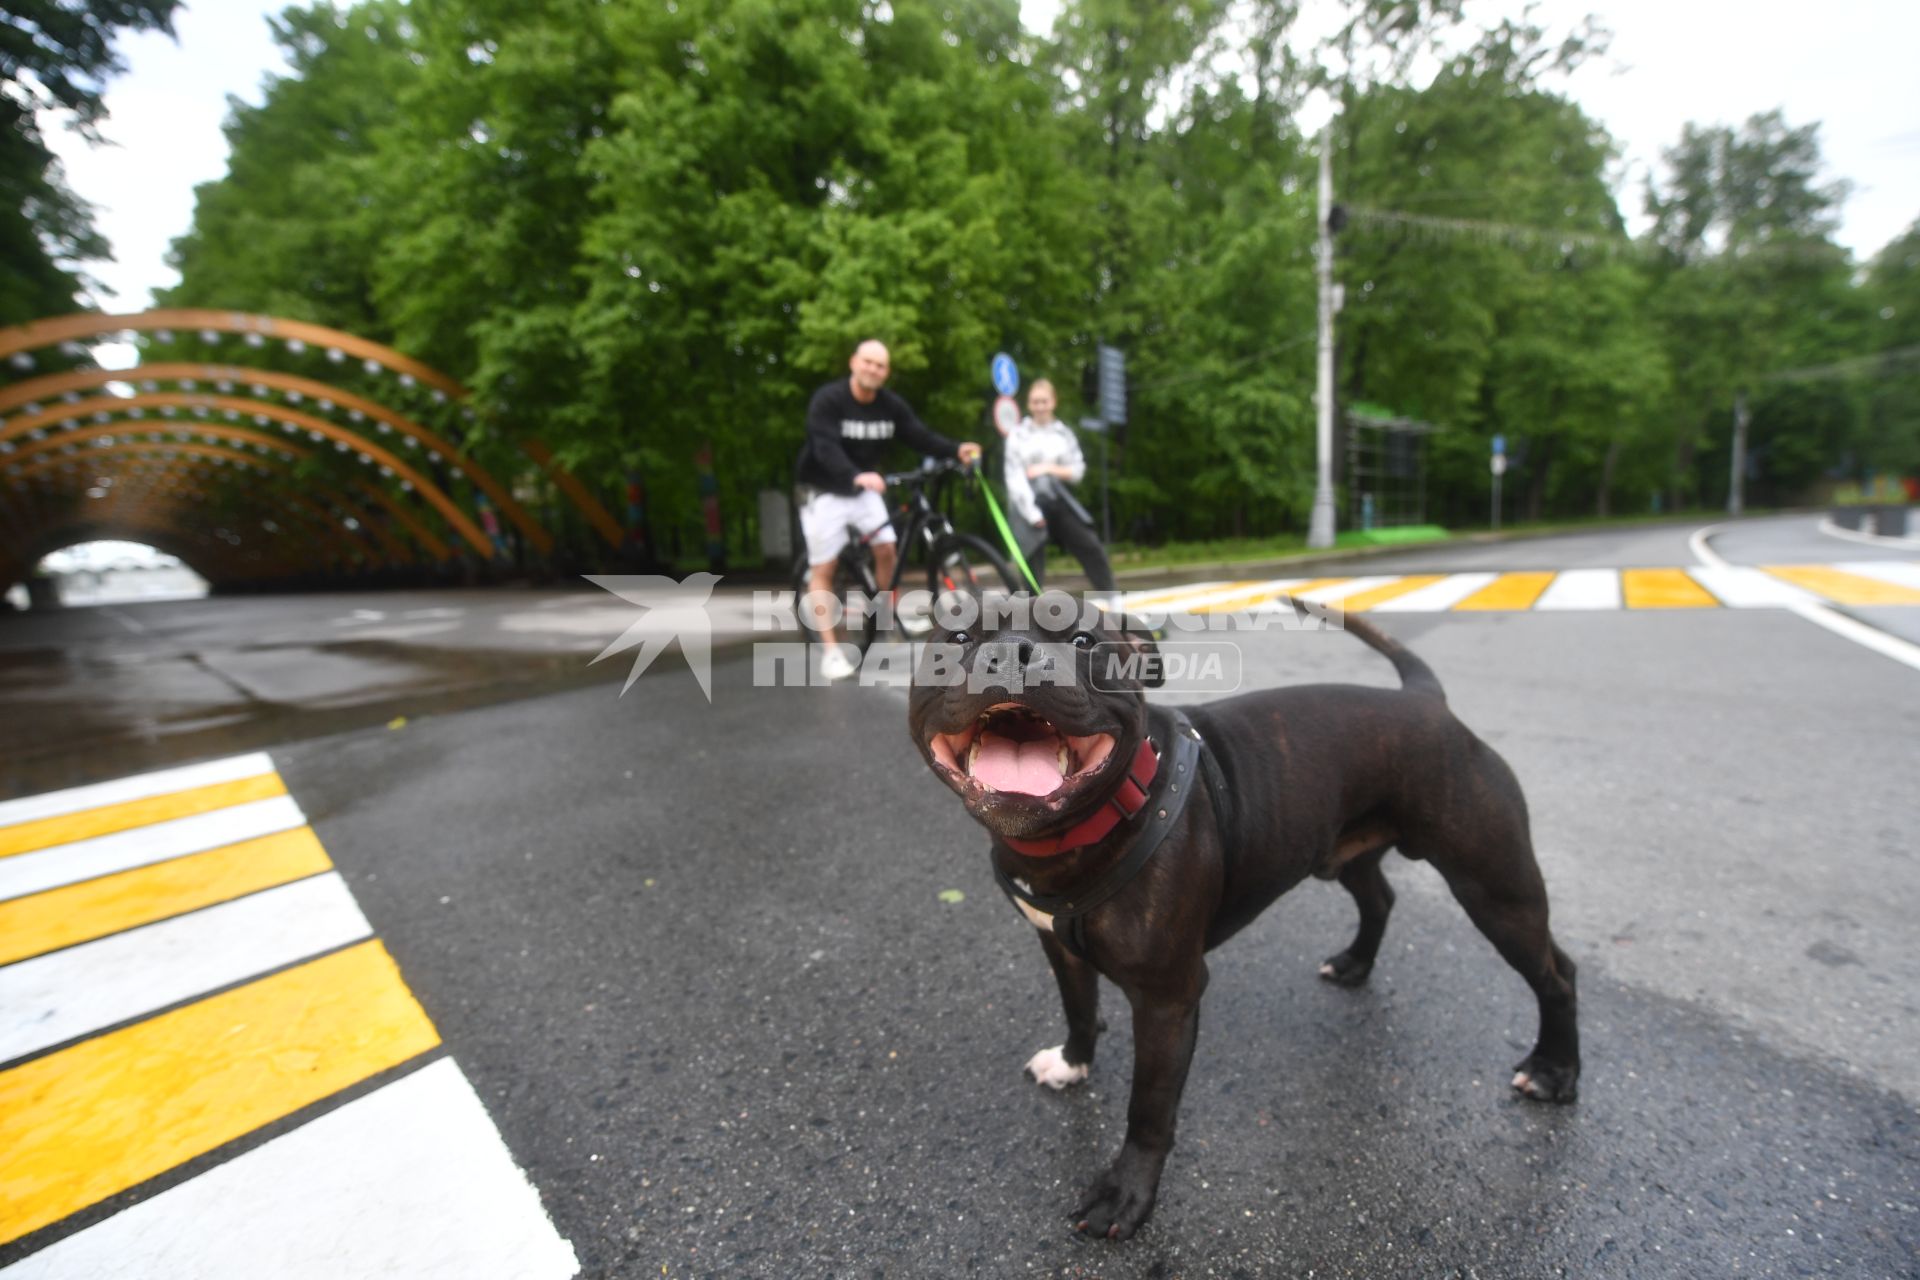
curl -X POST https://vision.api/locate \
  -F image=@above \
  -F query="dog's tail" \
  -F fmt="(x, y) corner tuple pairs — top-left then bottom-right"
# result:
(1338, 611), (1446, 700)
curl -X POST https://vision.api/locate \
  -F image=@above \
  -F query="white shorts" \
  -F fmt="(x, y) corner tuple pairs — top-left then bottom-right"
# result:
(799, 489), (896, 565)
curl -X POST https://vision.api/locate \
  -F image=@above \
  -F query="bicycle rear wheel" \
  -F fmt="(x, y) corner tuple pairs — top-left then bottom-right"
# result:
(926, 533), (1023, 599)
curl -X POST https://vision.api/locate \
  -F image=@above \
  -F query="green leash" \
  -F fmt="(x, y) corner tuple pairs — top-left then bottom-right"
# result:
(973, 468), (1043, 593)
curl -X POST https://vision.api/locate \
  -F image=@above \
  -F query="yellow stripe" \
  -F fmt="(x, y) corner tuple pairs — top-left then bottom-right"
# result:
(0, 939), (439, 1246)
(0, 828), (332, 967)
(1193, 578), (1346, 615)
(1337, 574), (1447, 613)
(1762, 564), (1920, 606)
(0, 772), (286, 860)
(1621, 568), (1720, 609)
(1453, 572), (1556, 611)
(1125, 579), (1263, 611)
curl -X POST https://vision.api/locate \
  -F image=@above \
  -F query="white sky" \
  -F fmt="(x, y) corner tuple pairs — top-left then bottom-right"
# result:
(41, 0), (1920, 313)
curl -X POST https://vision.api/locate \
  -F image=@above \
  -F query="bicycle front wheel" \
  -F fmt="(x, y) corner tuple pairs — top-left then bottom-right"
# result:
(927, 532), (1024, 599)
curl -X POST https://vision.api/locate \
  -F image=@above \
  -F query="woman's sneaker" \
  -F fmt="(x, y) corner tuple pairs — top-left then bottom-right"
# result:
(819, 646), (859, 682)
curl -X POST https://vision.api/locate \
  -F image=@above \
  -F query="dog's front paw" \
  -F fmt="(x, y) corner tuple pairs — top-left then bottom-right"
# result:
(1072, 1151), (1162, 1240)
(1317, 949), (1375, 987)
(1511, 1053), (1580, 1103)
(1025, 1045), (1089, 1090)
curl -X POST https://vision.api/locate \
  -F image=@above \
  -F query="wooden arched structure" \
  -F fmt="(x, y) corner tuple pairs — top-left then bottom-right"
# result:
(0, 309), (626, 589)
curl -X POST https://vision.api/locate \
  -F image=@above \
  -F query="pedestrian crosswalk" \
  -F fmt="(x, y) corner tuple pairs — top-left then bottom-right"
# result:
(1116, 562), (1920, 615)
(0, 754), (579, 1279)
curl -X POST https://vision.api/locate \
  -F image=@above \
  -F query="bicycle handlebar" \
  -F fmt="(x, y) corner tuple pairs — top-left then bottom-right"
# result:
(878, 456), (976, 489)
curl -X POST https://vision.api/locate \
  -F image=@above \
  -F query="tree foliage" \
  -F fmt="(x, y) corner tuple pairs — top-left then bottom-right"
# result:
(142, 0), (1912, 561)
(1, 0), (182, 323)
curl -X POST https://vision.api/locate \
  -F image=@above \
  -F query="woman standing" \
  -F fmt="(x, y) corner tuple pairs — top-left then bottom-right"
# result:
(1001, 379), (1117, 593)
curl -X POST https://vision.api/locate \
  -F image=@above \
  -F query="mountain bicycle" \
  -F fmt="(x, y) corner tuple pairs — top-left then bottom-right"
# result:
(791, 459), (1022, 653)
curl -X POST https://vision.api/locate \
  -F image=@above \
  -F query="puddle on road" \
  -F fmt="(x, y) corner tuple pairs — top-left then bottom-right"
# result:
(0, 639), (619, 798)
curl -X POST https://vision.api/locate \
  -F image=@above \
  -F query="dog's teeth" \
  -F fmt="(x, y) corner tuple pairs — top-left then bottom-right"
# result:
(967, 738), (980, 775)
(1058, 742), (1070, 775)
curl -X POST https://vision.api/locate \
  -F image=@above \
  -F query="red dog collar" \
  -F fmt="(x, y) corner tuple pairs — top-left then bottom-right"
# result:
(1003, 737), (1160, 857)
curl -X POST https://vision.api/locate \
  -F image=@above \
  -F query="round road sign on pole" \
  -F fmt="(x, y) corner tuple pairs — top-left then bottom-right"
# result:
(993, 395), (1021, 437)
(991, 352), (1019, 397)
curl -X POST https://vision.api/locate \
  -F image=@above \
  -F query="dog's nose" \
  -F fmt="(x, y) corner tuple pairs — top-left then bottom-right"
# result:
(973, 637), (1036, 688)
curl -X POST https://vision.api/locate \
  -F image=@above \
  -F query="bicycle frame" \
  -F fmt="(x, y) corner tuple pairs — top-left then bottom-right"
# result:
(835, 465), (966, 594)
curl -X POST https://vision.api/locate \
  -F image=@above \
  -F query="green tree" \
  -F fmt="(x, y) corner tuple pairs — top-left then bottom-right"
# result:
(1, 0), (182, 324)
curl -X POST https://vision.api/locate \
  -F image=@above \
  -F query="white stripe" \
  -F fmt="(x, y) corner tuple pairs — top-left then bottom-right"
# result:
(0, 1058), (579, 1280)
(1685, 565), (1820, 608)
(1155, 578), (1310, 614)
(1369, 572), (1500, 612)
(1788, 602), (1920, 673)
(1534, 569), (1622, 611)
(1817, 516), (1920, 550)
(0, 873), (368, 1064)
(1835, 560), (1920, 590)
(1117, 581), (1234, 611)
(0, 795), (307, 904)
(0, 871), (366, 1059)
(1282, 575), (1402, 606)
(1688, 522), (1731, 569)
(0, 753), (275, 827)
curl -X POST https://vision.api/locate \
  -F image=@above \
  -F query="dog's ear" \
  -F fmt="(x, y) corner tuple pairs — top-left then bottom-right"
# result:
(1100, 611), (1164, 690)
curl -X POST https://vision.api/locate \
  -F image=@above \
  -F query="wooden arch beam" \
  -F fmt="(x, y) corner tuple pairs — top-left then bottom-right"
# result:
(0, 420), (455, 562)
(0, 310), (624, 548)
(11, 446), (384, 571)
(0, 393), (494, 557)
(0, 363), (551, 553)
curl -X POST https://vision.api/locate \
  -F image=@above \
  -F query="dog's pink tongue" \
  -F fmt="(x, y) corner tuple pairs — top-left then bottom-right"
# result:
(971, 735), (1062, 795)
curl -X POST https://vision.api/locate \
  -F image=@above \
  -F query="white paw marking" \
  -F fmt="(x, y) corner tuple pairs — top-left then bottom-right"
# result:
(1318, 962), (1335, 976)
(1025, 1045), (1089, 1090)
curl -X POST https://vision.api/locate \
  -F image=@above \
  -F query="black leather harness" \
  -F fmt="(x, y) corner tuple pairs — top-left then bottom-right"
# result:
(993, 710), (1233, 960)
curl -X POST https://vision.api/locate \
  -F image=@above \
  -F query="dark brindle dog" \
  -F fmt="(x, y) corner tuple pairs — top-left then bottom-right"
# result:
(907, 594), (1579, 1240)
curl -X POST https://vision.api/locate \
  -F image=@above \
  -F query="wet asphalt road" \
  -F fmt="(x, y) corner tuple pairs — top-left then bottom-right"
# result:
(6, 514), (1920, 1277)
(274, 618), (1917, 1278)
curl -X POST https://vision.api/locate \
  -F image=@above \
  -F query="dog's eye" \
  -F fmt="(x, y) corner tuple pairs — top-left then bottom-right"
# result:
(1071, 631), (1096, 650)
(948, 630), (972, 646)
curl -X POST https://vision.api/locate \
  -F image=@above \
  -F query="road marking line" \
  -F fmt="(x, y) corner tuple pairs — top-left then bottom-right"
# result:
(1816, 515), (1920, 550)
(0, 773), (287, 860)
(1621, 568), (1720, 608)
(1118, 580), (1240, 611)
(1370, 572), (1499, 612)
(0, 828), (333, 968)
(1685, 565), (1820, 609)
(0, 795), (306, 904)
(1193, 578), (1346, 614)
(1535, 568), (1621, 610)
(0, 753), (274, 828)
(0, 939), (438, 1249)
(1, 1058), (579, 1280)
(0, 873), (372, 1065)
(1787, 602), (1920, 673)
(1454, 572), (1556, 611)
(1691, 522), (1920, 673)
(1835, 560), (1920, 591)
(1283, 575), (1403, 606)
(1336, 574), (1447, 612)
(1762, 564), (1920, 606)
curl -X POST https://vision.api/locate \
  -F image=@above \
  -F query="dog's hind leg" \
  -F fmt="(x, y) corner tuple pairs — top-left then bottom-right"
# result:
(1435, 852), (1580, 1103)
(1026, 929), (1102, 1089)
(1319, 848), (1395, 987)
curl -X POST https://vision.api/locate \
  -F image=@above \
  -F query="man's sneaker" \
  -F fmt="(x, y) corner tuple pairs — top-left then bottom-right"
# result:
(819, 647), (859, 682)
(898, 607), (933, 637)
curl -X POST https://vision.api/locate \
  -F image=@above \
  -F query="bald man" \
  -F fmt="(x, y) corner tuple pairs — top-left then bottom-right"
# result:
(795, 340), (981, 678)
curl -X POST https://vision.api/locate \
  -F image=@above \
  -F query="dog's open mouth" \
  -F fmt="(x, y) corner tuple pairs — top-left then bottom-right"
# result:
(927, 703), (1116, 799)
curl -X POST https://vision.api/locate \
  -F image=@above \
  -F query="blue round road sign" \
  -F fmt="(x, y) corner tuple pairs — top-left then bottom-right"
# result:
(991, 352), (1019, 397)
